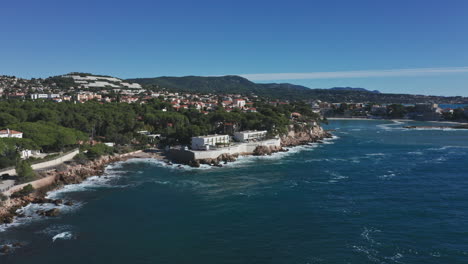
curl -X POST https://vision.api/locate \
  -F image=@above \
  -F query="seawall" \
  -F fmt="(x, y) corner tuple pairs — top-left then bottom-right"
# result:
(167, 138), (282, 164)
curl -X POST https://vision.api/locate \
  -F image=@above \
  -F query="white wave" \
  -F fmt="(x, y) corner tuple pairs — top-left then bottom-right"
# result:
(352, 245), (381, 263)
(327, 171), (348, 183)
(124, 142), (325, 171)
(410, 127), (468, 131)
(46, 175), (122, 199)
(378, 170), (397, 179)
(429, 145), (468, 151)
(322, 136), (339, 144)
(366, 153), (386, 156)
(0, 202), (82, 233)
(361, 227), (382, 245)
(376, 120), (407, 131)
(408, 151), (423, 155)
(52, 231), (74, 242)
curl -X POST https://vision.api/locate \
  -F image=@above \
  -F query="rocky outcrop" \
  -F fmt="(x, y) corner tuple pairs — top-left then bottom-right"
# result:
(198, 153), (239, 166)
(0, 153), (136, 226)
(253, 145), (286, 156)
(37, 208), (60, 217)
(281, 124), (332, 147)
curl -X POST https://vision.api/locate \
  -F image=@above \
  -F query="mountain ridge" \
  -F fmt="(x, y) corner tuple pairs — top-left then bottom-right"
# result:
(126, 75), (467, 104)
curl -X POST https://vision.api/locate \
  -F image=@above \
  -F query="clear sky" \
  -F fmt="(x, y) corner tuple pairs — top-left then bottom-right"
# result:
(2, 0), (468, 96)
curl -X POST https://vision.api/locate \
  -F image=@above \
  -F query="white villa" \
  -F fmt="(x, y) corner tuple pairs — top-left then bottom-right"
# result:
(0, 129), (23, 138)
(234, 130), (267, 142)
(20, 149), (41, 159)
(191, 134), (230, 150)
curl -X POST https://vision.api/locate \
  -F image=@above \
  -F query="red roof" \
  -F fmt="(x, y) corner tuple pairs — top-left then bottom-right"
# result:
(0, 130), (22, 134)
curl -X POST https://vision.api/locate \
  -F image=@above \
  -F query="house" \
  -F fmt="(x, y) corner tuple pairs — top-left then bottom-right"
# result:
(234, 99), (246, 108)
(234, 130), (267, 142)
(0, 129), (23, 138)
(191, 134), (230, 150)
(20, 149), (41, 159)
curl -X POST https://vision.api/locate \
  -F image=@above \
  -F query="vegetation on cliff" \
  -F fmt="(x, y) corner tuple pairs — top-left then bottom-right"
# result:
(15, 160), (36, 183)
(0, 99), (321, 169)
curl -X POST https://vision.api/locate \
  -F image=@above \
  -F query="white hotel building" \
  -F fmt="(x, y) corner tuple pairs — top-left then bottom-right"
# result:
(191, 134), (230, 150)
(234, 130), (267, 142)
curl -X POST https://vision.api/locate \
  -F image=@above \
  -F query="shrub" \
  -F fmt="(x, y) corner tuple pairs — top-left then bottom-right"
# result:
(73, 152), (89, 165)
(85, 144), (114, 160)
(11, 184), (35, 198)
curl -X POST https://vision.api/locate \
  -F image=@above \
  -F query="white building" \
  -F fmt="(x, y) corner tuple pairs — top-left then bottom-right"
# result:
(20, 149), (41, 159)
(0, 129), (23, 138)
(191, 134), (230, 150)
(30, 94), (61, 100)
(234, 130), (267, 142)
(234, 99), (246, 108)
(30, 94), (49, 100)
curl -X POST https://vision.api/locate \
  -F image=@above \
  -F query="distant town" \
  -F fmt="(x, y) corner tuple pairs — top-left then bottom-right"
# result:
(0, 72), (467, 228)
(1, 73), (467, 122)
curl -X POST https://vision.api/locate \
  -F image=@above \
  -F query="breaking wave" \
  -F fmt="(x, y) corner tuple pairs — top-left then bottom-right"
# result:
(52, 231), (74, 242)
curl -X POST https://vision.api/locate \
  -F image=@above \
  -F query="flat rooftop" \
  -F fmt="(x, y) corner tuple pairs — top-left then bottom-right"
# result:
(192, 134), (229, 139)
(236, 130), (267, 133)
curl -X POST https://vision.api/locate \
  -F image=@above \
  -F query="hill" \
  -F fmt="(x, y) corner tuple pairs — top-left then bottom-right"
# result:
(127, 75), (468, 104)
(330, 87), (380, 93)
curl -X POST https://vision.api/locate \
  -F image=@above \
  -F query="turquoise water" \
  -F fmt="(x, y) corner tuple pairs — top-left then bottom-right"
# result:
(1, 120), (468, 263)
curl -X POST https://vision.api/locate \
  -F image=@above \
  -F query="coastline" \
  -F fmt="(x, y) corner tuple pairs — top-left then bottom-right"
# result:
(0, 150), (164, 227)
(0, 125), (332, 236)
(327, 117), (468, 125)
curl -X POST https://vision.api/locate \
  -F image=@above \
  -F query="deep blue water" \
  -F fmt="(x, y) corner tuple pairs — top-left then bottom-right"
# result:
(1, 120), (468, 264)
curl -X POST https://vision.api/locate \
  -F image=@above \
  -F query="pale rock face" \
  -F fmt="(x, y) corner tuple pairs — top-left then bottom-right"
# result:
(280, 124), (331, 147)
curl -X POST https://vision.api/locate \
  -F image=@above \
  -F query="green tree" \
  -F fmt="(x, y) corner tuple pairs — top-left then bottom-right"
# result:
(15, 160), (36, 183)
(387, 104), (407, 119)
(0, 113), (19, 127)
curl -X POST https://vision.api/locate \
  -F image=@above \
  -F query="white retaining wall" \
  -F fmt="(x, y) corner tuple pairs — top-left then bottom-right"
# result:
(0, 149), (80, 177)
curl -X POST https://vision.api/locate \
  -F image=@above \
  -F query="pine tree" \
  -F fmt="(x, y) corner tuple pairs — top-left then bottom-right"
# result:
(15, 160), (36, 183)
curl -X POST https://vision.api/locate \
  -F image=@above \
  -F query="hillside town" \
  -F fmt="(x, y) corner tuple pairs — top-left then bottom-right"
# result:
(1, 74), (467, 121)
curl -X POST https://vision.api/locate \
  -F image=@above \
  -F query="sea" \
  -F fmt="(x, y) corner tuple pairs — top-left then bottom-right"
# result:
(1, 120), (468, 264)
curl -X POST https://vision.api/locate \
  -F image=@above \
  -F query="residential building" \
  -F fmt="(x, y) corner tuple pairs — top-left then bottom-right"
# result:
(191, 134), (230, 150)
(234, 99), (246, 108)
(0, 129), (23, 138)
(234, 130), (267, 142)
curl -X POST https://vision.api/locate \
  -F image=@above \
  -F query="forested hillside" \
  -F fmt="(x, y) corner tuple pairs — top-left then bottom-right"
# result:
(128, 75), (468, 104)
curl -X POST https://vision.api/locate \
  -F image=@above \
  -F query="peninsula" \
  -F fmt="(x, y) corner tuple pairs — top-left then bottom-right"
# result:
(0, 73), (332, 228)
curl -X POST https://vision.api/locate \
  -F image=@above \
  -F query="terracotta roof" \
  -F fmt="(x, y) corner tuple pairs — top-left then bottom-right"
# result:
(0, 130), (22, 134)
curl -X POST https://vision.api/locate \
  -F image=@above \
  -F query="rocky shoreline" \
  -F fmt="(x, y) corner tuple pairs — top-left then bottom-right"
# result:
(0, 124), (333, 236)
(0, 151), (152, 228)
(188, 125), (333, 167)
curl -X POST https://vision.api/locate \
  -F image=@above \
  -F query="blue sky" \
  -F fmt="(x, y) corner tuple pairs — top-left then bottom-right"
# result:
(1, 0), (468, 96)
